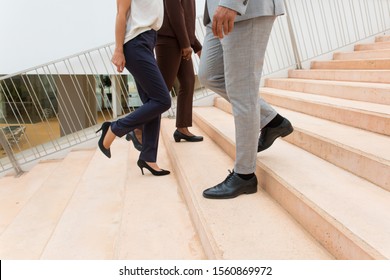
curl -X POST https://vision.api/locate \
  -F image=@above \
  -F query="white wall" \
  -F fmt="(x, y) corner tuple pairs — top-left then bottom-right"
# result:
(0, 0), (205, 74)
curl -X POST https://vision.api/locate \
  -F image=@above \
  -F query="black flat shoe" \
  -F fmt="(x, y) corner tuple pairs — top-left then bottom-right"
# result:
(126, 130), (142, 151)
(173, 129), (203, 142)
(137, 159), (170, 176)
(96, 122), (111, 158)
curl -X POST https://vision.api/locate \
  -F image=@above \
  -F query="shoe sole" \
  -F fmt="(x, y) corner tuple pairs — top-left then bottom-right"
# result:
(202, 188), (257, 199)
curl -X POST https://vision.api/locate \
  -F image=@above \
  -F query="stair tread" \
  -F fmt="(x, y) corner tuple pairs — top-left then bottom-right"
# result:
(194, 106), (390, 259)
(261, 87), (390, 116)
(288, 69), (390, 83)
(0, 160), (62, 234)
(266, 78), (390, 90)
(161, 118), (333, 259)
(40, 138), (204, 260)
(115, 139), (205, 260)
(274, 106), (390, 162)
(0, 149), (96, 259)
(311, 59), (390, 69)
(39, 139), (131, 259)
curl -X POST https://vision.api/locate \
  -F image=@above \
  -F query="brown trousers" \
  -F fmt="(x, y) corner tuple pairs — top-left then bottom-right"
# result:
(155, 36), (195, 128)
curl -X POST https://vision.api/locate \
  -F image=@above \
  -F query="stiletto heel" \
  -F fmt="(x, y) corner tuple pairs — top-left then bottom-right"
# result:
(137, 159), (170, 176)
(96, 122), (111, 158)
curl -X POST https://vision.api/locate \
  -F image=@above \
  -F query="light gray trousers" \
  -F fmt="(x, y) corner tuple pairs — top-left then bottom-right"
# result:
(198, 16), (277, 174)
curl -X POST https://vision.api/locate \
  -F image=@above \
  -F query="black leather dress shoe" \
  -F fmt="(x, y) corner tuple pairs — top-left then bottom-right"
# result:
(173, 129), (203, 142)
(203, 171), (258, 199)
(258, 118), (293, 152)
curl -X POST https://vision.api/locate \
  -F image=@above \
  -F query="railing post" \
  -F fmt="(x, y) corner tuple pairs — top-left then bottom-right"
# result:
(0, 130), (24, 177)
(284, 0), (303, 70)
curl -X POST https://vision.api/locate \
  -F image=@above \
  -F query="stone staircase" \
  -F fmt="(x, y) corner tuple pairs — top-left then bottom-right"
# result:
(0, 35), (389, 260)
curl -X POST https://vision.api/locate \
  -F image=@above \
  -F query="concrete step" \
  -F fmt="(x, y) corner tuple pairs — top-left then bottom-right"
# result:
(215, 97), (390, 192)
(333, 49), (390, 60)
(0, 159), (62, 234)
(259, 87), (390, 136)
(376, 35), (390, 42)
(39, 139), (131, 259)
(264, 78), (390, 105)
(310, 59), (390, 70)
(355, 41), (390, 51)
(193, 105), (390, 259)
(161, 117), (333, 259)
(279, 107), (390, 192)
(40, 138), (204, 260)
(288, 69), (390, 83)
(112, 139), (205, 260)
(0, 149), (95, 259)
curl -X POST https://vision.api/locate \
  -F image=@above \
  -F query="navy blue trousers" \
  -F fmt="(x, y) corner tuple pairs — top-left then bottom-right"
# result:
(111, 30), (171, 162)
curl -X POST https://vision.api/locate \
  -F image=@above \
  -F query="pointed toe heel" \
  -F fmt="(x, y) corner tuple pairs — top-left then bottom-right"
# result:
(137, 159), (170, 176)
(96, 122), (111, 158)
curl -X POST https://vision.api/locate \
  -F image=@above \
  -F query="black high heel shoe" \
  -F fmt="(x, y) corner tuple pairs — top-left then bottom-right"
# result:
(125, 130), (142, 151)
(173, 129), (203, 142)
(137, 159), (170, 176)
(96, 122), (111, 158)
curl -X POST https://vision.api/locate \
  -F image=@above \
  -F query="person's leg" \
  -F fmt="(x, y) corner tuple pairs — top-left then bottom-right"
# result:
(175, 54), (195, 129)
(110, 30), (171, 162)
(128, 35), (180, 149)
(202, 17), (276, 199)
(198, 25), (278, 131)
(221, 17), (276, 174)
(198, 26), (228, 101)
(156, 36), (181, 92)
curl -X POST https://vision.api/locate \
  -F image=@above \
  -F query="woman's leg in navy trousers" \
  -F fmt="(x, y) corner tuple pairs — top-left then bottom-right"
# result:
(110, 30), (171, 162)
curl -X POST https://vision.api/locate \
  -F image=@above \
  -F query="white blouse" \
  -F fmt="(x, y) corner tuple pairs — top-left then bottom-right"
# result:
(124, 0), (164, 43)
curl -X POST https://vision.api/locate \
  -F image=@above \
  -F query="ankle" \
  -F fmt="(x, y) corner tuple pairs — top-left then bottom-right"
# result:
(264, 114), (284, 129)
(236, 172), (255, 180)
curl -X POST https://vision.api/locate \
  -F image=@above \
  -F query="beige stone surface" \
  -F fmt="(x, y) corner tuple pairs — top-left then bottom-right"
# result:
(0, 161), (60, 234)
(375, 36), (390, 42)
(194, 106), (390, 259)
(162, 117), (333, 260)
(355, 41), (390, 51)
(311, 59), (390, 70)
(114, 139), (205, 260)
(0, 150), (95, 259)
(288, 69), (390, 84)
(334, 49), (390, 60)
(265, 78), (390, 105)
(261, 87), (390, 136)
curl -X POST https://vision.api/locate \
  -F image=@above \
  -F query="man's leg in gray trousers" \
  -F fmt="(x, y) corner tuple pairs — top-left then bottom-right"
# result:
(198, 17), (276, 173)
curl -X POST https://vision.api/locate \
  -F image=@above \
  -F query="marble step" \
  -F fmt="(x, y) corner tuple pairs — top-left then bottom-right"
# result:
(0, 149), (96, 259)
(333, 49), (390, 60)
(260, 87), (390, 136)
(193, 105), (390, 259)
(375, 35), (390, 42)
(310, 59), (390, 70)
(215, 96), (390, 192)
(161, 117), (333, 260)
(264, 78), (390, 105)
(40, 138), (205, 259)
(355, 41), (390, 51)
(0, 159), (62, 234)
(288, 69), (390, 84)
